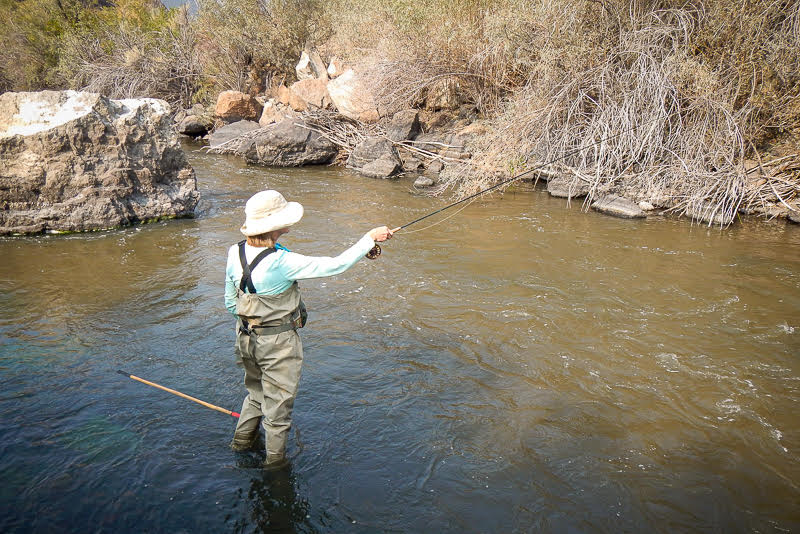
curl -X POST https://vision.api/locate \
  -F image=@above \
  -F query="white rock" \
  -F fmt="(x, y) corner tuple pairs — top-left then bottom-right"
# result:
(327, 69), (378, 122)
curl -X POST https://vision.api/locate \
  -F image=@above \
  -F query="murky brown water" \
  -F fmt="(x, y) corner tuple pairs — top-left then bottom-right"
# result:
(1, 141), (798, 532)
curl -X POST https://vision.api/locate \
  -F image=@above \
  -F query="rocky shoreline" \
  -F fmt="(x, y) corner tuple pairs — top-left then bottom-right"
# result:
(0, 57), (796, 235)
(176, 51), (799, 228)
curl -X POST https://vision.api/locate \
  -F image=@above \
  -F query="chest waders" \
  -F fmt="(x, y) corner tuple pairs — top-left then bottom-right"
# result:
(232, 240), (307, 466)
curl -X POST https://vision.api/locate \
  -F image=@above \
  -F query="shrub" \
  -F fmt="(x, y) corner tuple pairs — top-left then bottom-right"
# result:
(192, 0), (328, 95)
(57, 0), (203, 108)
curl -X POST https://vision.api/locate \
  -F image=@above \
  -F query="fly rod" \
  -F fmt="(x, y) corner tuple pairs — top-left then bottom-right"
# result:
(117, 370), (240, 418)
(393, 110), (680, 232)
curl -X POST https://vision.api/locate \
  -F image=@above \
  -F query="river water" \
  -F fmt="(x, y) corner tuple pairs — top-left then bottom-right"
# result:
(1, 142), (798, 533)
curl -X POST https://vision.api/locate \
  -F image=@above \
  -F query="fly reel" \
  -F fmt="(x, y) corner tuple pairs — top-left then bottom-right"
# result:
(365, 244), (381, 260)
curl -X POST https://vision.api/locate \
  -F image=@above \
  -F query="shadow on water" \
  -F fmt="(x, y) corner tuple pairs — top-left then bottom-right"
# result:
(1, 139), (798, 533)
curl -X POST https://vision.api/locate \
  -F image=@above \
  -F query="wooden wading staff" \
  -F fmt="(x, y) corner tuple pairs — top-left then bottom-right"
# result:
(117, 370), (240, 418)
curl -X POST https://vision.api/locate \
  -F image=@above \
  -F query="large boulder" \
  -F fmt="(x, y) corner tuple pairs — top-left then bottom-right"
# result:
(215, 90), (263, 123)
(327, 69), (379, 123)
(0, 90), (198, 235)
(239, 118), (338, 166)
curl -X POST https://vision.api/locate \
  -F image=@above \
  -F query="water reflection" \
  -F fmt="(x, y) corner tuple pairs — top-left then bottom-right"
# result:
(232, 463), (312, 534)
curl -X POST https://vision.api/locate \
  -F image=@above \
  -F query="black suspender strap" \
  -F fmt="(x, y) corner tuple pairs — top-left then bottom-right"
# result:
(238, 240), (277, 293)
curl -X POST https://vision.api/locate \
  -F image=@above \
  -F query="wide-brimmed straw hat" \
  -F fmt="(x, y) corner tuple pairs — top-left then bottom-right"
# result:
(240, 190), (304, 236)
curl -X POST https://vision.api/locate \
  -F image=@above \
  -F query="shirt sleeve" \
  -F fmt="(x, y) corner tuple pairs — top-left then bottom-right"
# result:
(224, 245), (239, 316)
(277, 233), (376, 281)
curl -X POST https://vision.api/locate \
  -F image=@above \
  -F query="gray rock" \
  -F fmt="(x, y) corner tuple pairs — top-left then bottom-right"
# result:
(243, 118), (337, 166)
(399, 152), (423, 172)
(684, 202), (734, 226)
(788, 210), (800, 224)
(178, 114), (213, 136)
(347, 137), (401, 177)
(360, 156), (401, 179)
(426, 160), (444, 174)
(414, 132), (449, 154)
(547, 176), (590, 199)
(591, 195), (646, 219)
(0, 90), (198, 235)
(414, 176), (435, 187)
(208, 120), (261, 148)
(387, 109), (420, 142)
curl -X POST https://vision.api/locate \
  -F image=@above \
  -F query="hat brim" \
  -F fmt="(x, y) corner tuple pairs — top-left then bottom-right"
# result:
(240, 201), (304, 236)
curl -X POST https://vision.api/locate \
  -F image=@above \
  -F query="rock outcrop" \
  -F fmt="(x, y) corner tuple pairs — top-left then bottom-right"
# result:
(0, 90), (198, 235)
(296, 49), (328, 81)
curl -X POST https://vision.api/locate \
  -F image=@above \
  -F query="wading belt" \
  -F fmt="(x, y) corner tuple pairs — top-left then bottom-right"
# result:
(237, 240), (302, 336)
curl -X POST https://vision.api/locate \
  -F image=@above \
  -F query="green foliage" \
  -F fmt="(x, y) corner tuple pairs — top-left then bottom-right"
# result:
(0, 0), (83, 90)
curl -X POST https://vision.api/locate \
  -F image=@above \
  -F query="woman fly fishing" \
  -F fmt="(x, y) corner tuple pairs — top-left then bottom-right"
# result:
(224, 190), (393, 468)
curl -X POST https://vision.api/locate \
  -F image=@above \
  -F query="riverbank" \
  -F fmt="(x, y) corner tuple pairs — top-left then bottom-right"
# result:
(1, 0), (798, 230)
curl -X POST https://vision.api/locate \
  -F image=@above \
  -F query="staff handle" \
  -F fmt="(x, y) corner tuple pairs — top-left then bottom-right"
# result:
(117, 370), (240, 418)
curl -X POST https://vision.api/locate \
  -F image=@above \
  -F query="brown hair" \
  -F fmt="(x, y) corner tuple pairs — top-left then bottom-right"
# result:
(246, 230), (281, 248)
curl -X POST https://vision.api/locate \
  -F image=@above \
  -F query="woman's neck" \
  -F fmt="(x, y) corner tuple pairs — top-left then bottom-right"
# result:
(246, 236), (275, 248)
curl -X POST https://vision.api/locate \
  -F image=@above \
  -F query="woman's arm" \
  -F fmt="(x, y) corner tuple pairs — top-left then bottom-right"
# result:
(279, 226), (394, 281)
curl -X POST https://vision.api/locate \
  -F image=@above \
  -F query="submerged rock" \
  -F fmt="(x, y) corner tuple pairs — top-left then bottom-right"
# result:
(591, 195), (646, 219)
(0, 90), (198, 235)
(414, 176), (435, 188)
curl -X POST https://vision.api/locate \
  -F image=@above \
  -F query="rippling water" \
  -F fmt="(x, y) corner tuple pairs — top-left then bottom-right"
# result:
(1, 142), (798, 532)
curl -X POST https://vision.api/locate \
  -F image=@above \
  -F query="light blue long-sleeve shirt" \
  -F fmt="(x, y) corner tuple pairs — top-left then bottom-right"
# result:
(224, 233), (375, 316)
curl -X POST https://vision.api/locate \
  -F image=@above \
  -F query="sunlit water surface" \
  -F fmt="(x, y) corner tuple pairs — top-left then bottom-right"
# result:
(1, 142), (798, 533)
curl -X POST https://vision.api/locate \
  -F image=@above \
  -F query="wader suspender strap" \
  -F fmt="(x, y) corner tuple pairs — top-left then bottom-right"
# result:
(238, 240), (276, 294)
(237, 240), (300, 336)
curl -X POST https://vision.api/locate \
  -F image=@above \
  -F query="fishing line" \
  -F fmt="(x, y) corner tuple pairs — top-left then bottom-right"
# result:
(393, 110), (680, 233)
(396, 197), (477, 234)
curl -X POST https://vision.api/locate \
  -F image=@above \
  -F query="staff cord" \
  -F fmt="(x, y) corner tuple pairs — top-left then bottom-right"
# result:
(393, 110), (679, 233)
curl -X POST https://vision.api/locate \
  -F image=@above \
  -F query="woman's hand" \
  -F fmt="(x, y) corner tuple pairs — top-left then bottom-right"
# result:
(369, 226), (395, 242)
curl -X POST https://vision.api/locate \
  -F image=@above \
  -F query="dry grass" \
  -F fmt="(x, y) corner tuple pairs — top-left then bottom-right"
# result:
(58, 5), (203, 109)
(433, 2), (800, 226)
